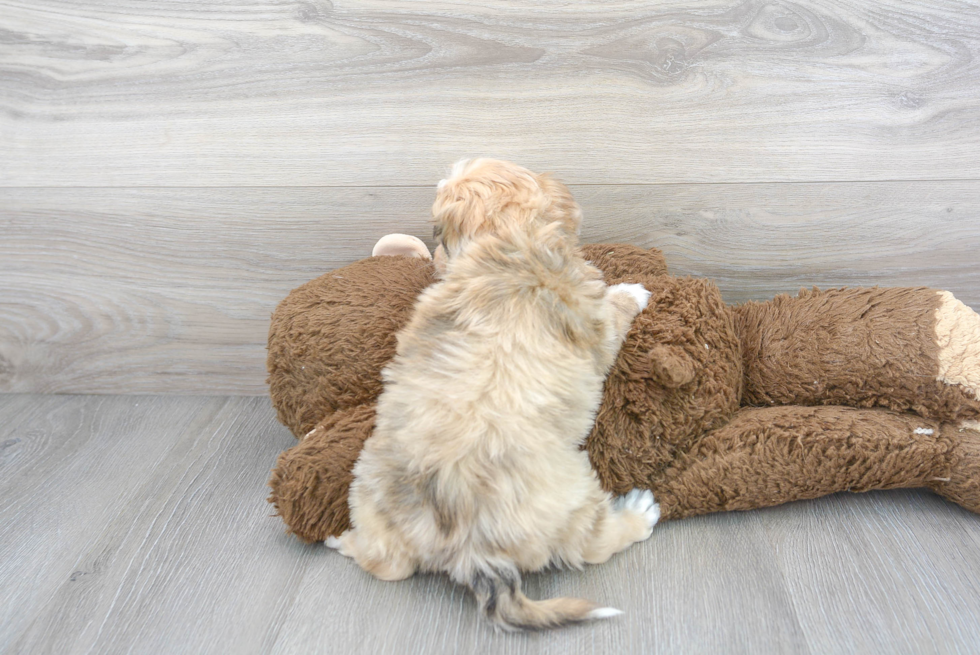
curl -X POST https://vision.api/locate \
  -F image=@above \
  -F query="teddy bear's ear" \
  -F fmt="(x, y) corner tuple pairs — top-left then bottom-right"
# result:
(644, 345), (697, 388)
(371, 234), (431, 260)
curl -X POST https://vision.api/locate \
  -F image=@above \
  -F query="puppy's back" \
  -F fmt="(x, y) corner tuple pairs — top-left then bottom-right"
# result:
(357, 222), (619, 629)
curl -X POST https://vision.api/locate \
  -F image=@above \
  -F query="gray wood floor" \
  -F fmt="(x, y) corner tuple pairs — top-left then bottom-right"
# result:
(3, 393), (980, 655)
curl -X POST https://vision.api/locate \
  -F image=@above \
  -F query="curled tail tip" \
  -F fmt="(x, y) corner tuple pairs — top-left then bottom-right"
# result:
(587, 606), (623, 620)
(471, 567), (623, 630)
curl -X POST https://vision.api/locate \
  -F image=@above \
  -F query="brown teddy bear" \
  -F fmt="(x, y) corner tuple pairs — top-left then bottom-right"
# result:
(267, 234), (980, 543)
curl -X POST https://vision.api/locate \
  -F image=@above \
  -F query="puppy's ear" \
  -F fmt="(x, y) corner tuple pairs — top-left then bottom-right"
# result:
(536, 173), (582, 236)
(431, 184), (486, 258)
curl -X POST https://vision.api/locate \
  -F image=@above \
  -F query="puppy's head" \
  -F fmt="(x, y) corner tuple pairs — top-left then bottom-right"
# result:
(431, 159), (582, 265)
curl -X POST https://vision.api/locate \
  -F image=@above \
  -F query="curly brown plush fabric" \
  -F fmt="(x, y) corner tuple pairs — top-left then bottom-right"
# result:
(267, 244), (980, 543)
(268, 405), (376, 538)
(268, 256), (434, 438)
(735, 288), (980, 420)
(655, 406), (958, 520)
(585, 275), (742, 495)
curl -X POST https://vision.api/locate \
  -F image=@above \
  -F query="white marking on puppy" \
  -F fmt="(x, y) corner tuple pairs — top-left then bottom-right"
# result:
(587, 607), (624, 620)
(615, 488), (660, 539)
(326, 534), (353, 558)
(609, 283), (651, 311)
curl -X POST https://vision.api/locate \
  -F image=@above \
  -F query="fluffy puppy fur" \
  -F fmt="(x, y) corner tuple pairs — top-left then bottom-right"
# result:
(329, 159), (659, 631)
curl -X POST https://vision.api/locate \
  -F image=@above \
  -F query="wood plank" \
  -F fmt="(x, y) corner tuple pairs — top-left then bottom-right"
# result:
(4, 394), (980, 653)
(0, 393), (73, 478)
(0, 394), (226, 647)
(579, 181), (980, 306)
(2, 0), (979, 186)
(269, 513), (808, 654)
(5, 395), (306, 655)
(760, 490), (980, 653)
(2, 182), (977, 395)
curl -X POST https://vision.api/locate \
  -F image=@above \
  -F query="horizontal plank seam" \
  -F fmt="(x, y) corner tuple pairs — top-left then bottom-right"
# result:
(0, 391), (265, 401)
(2, 178), (980, 190)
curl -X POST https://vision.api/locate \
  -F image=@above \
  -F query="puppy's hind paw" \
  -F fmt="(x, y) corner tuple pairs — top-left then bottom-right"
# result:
(609, 283), (651, 312)
(614, 489), (660, 540)
(325, 532), (353, 558)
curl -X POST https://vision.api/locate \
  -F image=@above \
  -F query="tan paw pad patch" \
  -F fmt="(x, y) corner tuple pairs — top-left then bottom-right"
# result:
(936, 291), (980, 400)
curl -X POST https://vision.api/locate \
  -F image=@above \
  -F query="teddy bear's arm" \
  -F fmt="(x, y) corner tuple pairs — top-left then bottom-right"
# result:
(734, 287), (980, 424)
(652, 405), (980, 520)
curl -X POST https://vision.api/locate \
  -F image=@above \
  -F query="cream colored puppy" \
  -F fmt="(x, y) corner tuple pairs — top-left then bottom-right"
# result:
(329, 159), (658, 631)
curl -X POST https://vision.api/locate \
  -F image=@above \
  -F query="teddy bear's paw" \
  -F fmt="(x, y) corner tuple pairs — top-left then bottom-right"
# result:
(614, 489), (661, 540)
(936, 291), (980, 401)
(609, 283), (651, 312)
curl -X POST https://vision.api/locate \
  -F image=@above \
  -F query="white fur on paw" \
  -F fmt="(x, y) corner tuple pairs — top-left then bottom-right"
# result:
(616, 488), (653, 512)
(609, 283), (651, 311)
(325, 534), (352, 558)
(615, 489), (661, 539)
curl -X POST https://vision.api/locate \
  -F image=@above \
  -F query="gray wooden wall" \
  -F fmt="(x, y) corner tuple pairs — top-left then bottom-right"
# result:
(2, 0), (979, 395)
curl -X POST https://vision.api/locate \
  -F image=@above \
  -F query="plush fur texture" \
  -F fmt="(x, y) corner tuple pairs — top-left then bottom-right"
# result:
(268, 245), (980, 545)
(268, 243), (980, 630)
(330, 160), (658, 630)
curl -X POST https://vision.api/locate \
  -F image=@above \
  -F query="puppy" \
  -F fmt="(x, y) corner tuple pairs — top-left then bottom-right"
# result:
(328, 159), (659, 631)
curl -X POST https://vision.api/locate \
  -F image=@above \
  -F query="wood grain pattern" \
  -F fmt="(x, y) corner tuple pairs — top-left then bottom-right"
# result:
(4, 397), (306, 655)
(3, 394), (980, 654)
(0, 395), (226, 646)
(2, 0), (979, 186)
(760, 490), (980, 652)
(1, 182), (977, 395)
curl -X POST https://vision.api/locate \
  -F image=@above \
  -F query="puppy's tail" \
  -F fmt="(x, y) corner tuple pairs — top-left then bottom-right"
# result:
(468, 565), (621, 631)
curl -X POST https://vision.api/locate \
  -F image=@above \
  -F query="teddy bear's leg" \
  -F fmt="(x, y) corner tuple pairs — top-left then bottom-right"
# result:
(267, 405), (377, 542)
(929, 422), (980, 514)
(652, 406), (961, 521)
(735, 288), (980, 423)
